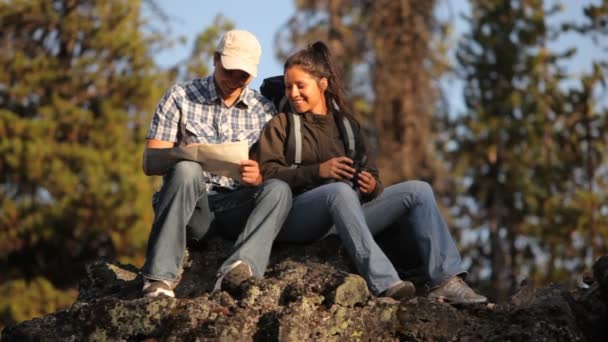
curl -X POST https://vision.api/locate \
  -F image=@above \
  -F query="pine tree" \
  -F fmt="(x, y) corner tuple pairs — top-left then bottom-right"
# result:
(0, 0), (168, 326)
(455, 0), (560, 299)
(367, 0), (448, 186)
(556, 0), (608, 269)
(454, 0), (608, 299)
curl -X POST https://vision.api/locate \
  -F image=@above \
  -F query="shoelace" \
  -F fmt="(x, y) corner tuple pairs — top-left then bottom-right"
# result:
(446, 277), (475, 297)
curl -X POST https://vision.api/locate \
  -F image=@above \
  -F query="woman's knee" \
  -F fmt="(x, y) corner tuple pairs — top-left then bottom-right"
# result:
(391, 180), (435, 205)
(325, 182), (359, 202)
(404, 180), (435, 203)
(410, 180), (433, 194)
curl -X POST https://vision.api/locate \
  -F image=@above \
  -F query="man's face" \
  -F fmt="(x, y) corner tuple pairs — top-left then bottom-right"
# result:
(213, 54), (253, 99)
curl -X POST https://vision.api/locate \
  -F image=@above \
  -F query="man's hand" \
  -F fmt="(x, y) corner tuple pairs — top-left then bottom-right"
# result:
(319, 156), (355, 180)
(240, 159), (262, 186)
(357, 171), (377, 194)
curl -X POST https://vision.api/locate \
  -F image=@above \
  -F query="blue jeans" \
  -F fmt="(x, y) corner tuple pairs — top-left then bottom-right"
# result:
(142, 161), (292, 283)
(276, 180), (465, 294)
(363, 180), (466, 288)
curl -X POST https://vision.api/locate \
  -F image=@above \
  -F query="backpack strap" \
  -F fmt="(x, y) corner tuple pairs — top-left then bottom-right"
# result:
(285, 111), (303, 169)
(291, 113), (303, 168)
(341, 116), (356, 159)
(330, 100), (357, 159)
(334, 113), (357, 160)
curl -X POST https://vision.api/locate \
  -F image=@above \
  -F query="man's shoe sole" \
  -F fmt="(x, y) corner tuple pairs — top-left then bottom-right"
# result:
(143, 281), (175, 298)
(213, 260), (253, 292)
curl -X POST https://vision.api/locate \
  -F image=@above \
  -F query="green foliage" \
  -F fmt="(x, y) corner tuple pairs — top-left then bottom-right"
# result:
(0, 0), (238, 329)
(0, 0), (172, 327)
(0, 277), (76, 331)
(454, 0), (608, 298)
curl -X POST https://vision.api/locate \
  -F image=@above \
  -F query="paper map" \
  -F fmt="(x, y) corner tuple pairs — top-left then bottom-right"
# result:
(143, 140), (248, 180)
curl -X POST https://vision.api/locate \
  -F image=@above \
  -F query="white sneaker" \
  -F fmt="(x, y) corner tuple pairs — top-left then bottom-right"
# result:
(142, 278), (176, 298)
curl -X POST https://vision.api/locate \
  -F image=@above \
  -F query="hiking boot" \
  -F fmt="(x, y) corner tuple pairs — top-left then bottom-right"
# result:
(428, 276), (487, 305)
(380, 280), (416, 301)
(213, 260), (253, 292)
(142, 278), (176, 298)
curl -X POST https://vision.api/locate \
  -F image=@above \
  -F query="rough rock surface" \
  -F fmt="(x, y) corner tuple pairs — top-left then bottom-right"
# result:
(3, 236), (607, 341)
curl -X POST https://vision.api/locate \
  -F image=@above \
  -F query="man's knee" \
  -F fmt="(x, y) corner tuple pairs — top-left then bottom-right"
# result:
(170, 161), (205, 185)
(260, 179), (292, 203)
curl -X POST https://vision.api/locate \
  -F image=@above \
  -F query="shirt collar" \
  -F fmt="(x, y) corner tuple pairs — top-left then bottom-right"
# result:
(200, 75), (252, 107)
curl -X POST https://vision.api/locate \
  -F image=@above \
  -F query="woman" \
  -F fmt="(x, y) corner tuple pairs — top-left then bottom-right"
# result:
(258, 41), (487, 304)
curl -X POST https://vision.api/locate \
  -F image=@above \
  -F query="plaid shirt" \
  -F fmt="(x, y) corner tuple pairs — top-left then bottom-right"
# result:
(146, 76), (276, 190)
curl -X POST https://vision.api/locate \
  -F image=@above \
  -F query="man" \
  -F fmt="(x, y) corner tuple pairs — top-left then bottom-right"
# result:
(141, 29), (291, 298)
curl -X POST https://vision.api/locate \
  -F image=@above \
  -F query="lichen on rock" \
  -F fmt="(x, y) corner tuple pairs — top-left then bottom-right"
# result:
(2, 237), (607, 341)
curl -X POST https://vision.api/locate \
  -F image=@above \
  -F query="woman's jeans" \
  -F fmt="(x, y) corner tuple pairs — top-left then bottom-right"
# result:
(142, 161), (292, 283)
(277, 180), (465, 295)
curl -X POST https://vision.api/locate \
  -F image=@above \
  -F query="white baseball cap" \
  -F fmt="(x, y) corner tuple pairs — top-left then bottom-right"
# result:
(217, 30), (262, 77)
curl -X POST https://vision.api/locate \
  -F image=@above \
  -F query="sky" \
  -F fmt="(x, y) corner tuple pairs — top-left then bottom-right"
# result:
(152, 0), (606, 115)
(152, 0), (295, 90)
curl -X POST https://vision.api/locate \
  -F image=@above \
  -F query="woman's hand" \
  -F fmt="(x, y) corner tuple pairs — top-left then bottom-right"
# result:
(319, 156), (355, 180)
(357, 171), (377, 194)
(240, 160), (262, 186)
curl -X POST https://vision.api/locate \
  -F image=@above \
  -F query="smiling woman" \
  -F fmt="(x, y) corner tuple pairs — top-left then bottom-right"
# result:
(255, 41), (488, 304)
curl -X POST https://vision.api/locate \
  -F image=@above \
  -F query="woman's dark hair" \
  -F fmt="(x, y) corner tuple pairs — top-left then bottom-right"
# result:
(284, 41), (354, 121)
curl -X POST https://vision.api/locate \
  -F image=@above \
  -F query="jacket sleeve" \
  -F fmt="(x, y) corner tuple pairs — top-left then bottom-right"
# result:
(258, 113), (323, 190)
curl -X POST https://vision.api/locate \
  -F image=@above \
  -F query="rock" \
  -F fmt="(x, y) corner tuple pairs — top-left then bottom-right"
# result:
(329, 274), (370, 307)
(2, 236), (607, 341)
(593, 255), (608, 296)
(509, 278), (536, 306)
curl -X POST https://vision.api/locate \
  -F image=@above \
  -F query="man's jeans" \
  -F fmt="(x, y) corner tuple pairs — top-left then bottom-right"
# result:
(142, 161), (292, 283)
(276, 180), (465, 294)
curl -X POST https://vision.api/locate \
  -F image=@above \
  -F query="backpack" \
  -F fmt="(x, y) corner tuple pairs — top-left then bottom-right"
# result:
(260, 75), (357, 169)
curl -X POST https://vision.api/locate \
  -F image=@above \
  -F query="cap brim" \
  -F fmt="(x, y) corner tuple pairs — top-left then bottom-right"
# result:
(221, 55), (258, 77)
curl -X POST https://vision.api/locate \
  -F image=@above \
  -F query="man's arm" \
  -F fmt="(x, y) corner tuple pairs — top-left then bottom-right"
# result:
(147, 139), (175, 149)
(142, 139), (176, 176)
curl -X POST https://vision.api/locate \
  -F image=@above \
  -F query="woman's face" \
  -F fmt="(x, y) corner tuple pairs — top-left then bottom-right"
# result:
(284, 66), (327, 114)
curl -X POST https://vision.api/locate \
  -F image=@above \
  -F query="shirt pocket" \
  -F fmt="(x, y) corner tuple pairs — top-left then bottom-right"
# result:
(234, 128), (261, 148)
(184, 119), (217, 144)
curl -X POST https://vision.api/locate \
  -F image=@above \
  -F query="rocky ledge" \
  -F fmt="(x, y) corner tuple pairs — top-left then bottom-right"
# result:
(2, 236), (607, 341)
